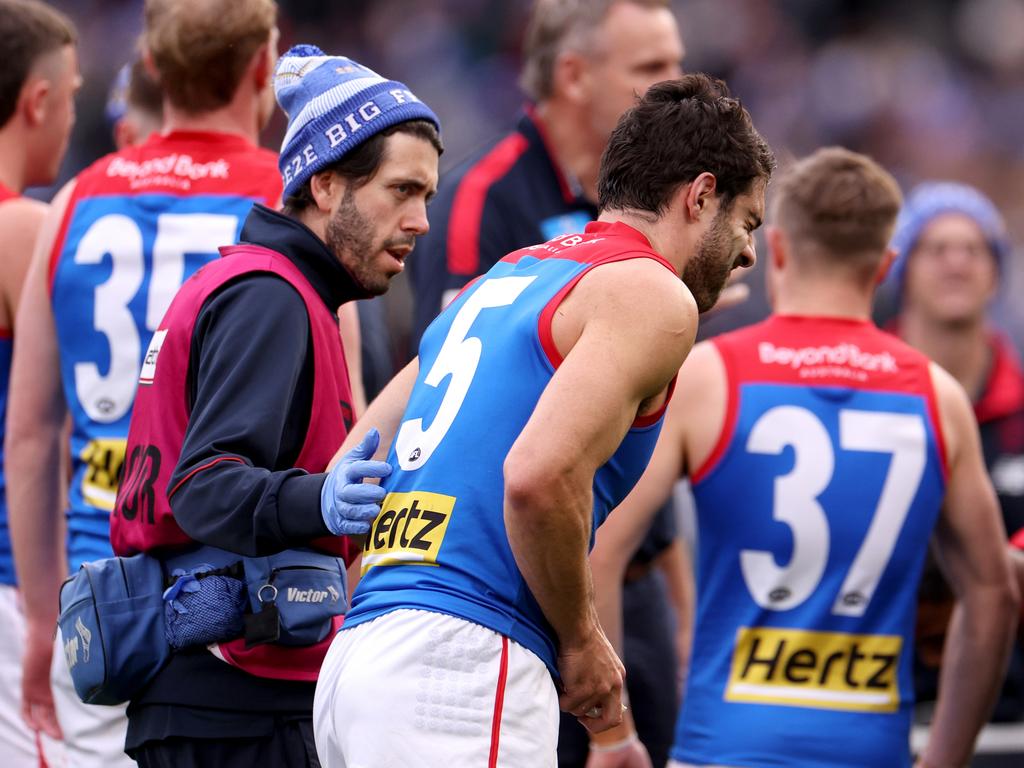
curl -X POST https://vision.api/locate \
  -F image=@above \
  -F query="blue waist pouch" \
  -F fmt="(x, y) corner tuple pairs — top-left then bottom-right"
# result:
(57, 554), (169, 705)
(240, 548), (348, 647)
(56, 546), (348, 705)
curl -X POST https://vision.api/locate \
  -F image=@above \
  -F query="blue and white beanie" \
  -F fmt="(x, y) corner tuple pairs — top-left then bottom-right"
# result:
(888, 181), (1009, 294)
(274, 45), (440, 200)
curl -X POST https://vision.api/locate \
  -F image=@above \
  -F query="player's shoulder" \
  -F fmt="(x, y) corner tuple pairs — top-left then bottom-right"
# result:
(585, 255), (695, 319)
(929, 360), (973, 420)
(0, 196), (48, 261)
(576, 258), (698, 372)
(0, 195), (47, 225)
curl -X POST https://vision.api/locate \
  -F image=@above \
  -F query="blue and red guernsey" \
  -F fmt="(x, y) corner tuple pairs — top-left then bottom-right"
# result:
(674, 316), (948, 768)
(345, 221), (675, 673)
(48, 131), (281, 571)
(111, 244), (355, 681)
(0, 182), (18, 585)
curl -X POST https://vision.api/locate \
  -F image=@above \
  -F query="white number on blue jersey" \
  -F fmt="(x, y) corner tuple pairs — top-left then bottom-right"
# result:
(73, 213), (238, 422)
(741, 406), (926, 616)
(396, 276), (537, 471)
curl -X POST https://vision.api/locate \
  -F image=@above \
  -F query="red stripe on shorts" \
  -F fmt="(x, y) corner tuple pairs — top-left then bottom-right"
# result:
(488, 635), (510, 767)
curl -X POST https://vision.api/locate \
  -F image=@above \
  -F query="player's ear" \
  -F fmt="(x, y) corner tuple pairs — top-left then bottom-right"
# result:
(875, 246), (897, 285)
(141, 47), (160, 84)
(20, 74), (51, 128)
(683, 172), (717, 222)
(252, 29), (277, 93)
(765, 225), (786, 271)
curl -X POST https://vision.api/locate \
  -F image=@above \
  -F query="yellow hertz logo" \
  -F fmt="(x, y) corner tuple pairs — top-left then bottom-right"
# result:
(80, 438), (127, 511)
(361, 491), (455, 574)
(726, 627), (902, 713)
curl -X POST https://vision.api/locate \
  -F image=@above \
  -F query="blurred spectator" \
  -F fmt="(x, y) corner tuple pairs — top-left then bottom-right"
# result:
(889, 181), (1024, 723)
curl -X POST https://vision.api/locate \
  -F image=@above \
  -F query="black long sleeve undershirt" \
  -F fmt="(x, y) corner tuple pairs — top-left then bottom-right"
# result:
(167, 274), (331, 556)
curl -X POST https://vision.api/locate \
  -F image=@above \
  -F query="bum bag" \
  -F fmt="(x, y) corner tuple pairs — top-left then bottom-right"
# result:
(57, 546), (347, 705)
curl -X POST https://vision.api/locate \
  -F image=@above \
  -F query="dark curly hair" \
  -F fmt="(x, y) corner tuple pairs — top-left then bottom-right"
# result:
(597, 74), (774, 216)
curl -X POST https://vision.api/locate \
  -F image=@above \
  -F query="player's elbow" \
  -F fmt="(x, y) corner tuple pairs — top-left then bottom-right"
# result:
(1000, 562), (1022, 625)
(503, 452), (586, 531)
(965, 563), (1020, 636)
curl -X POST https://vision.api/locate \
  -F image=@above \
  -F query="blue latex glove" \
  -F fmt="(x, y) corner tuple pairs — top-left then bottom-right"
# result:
(320, 428), (392, 535)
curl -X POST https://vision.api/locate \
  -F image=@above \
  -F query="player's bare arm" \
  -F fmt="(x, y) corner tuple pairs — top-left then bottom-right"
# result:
(917, 363), (1019, 768)
(329, 356), (420, 468)
(504, 259), (696, 734)
(338, 301), (367, 417)
(0, 198), (47, 329)
(6, 179), (75, 738)
(589, 339), (721, 744)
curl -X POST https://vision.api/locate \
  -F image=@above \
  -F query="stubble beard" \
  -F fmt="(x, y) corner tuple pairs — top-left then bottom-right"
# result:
(326, 186), (389, 296)
(683, 210), (734, 313)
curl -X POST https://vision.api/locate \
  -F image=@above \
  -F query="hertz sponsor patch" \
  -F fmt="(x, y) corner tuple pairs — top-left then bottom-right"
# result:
(361, 491), (455, 574)
(80, 438), (127, 510)
(725, 626), (901, 713)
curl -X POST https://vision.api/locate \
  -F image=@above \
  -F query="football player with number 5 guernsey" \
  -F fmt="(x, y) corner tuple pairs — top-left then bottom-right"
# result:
(589, 148), (1019, 768)
(313, 75), (774, 768)
(6, 1), (281, 764)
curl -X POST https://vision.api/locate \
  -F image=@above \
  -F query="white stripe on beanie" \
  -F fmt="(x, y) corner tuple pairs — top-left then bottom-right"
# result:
(280, 75), (389, 150)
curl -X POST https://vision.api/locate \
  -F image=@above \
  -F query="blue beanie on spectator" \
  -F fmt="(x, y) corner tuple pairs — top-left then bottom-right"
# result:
(274, 44), (440, 200)
(888, 181), (1009, 294)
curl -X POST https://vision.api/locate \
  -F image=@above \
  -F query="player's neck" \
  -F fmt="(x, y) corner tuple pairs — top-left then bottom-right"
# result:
(772, 279), (874, 322)
(161, 99), (260, 144)
(900, 311), (989, 398)
(532, 101), (601, 204)
(0, 129), (31, 192)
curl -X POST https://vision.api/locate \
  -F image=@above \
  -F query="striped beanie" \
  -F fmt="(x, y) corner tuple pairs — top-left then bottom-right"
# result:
(274, 45), (440, 200)
(889, 181), (1009, 295)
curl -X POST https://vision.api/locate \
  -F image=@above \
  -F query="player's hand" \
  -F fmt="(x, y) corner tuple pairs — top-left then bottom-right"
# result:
(586, 734), (652, 768)
(22, 622), (62, 739)
(557, 625), (625, 734)
(320, 428), (392, 536)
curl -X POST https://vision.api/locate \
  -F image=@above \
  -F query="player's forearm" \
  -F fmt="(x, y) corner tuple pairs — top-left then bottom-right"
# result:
(7, 423), (66, 628)
(590, 551), (627, 656)
(504, 469), (597, 647)
(923, 585), (1018, 766)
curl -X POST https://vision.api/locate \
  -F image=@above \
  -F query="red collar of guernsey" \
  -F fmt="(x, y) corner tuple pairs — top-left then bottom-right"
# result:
(769, 313), (874, 328)
(583, 220), (656, 248)
(0, 180), (16, 202)
(145, 129), (259, 152)
(975, 332), (1024, 423)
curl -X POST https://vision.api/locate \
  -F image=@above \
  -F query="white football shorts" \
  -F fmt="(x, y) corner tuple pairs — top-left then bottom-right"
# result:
(314, 608), (559, 768)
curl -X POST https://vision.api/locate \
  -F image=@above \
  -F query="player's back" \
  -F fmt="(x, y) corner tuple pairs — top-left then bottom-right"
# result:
(675, 315), (947, 768)
(347, 221), (673, 673)
(49, 130), (281, 570)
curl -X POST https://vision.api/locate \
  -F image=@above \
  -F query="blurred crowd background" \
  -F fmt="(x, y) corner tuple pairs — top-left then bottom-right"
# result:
(39, 0), (1024, 352)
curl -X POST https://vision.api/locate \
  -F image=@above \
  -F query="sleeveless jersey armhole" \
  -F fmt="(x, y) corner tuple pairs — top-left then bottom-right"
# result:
(536, 251), (677, 370)
(632, 373), (677, 429)
(923, 363), (951, 482)
(690, 339), (738, 486)
(47, 187), (82, 295)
